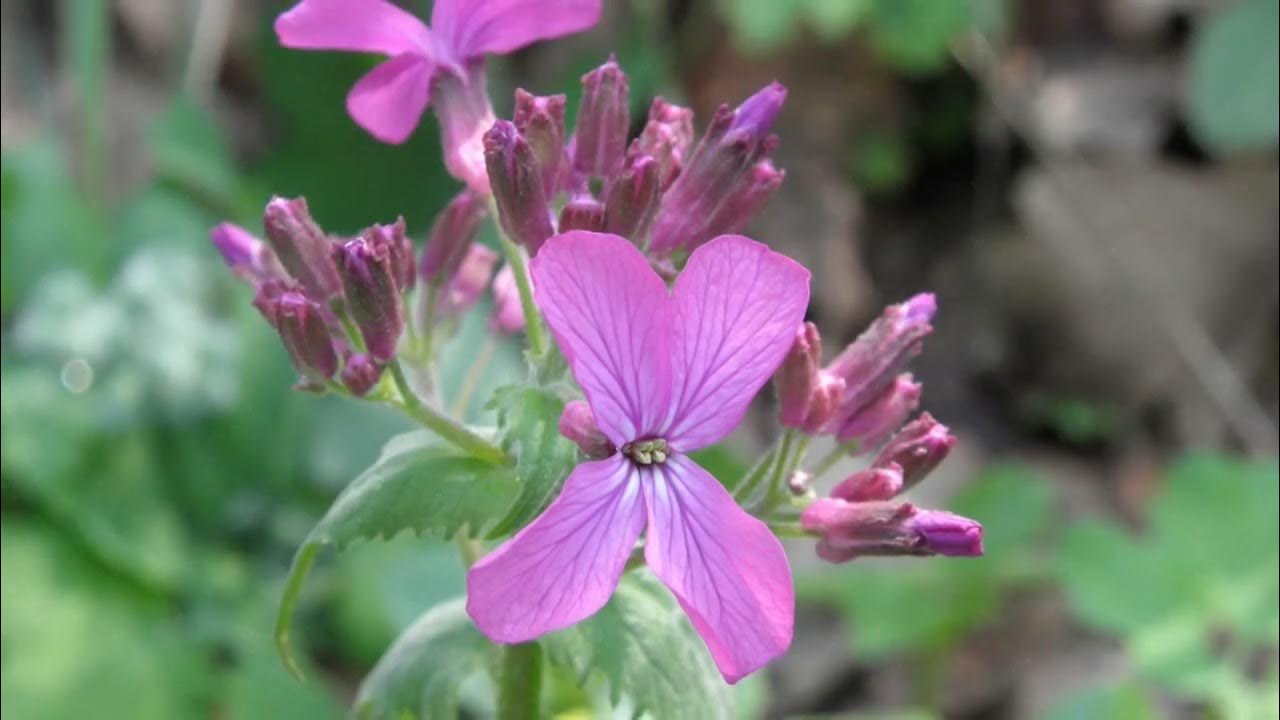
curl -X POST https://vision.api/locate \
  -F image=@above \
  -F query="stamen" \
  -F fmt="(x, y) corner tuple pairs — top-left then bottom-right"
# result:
(623, 438), (669, 465)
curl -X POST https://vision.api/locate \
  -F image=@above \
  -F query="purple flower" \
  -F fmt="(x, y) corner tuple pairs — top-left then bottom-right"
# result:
(801, 498), (983, 562)
(254, 280), (340, 379)
(557, 194), (606, 232)
(830, 464), (904, 503)
(832, 373), (922, 447)
(558, 400), (615, 459)
(275, 0), (601, 192)
(332, 229), (407, 361)
(873, 412), (957, 491)
(341, 352), (384, 396)
(420, 190), (487, 285)
(513, 89), (567, 194)
(485, 121), (555, 253)
(603, 153), (660, 241)
(467, 231), (810, 683)
(632, 98), (695, 190)
(438, 243), (499, 316)
(263, 196), (342, 301)
(572, 56), (630, 181)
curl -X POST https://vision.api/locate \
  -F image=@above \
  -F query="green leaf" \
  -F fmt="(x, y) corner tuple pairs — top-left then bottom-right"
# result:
(1045, 683), (1159, 720)
(353, 599), (493, 720)
(689, 444), (750, 492)
(804, 0), (873, 41)
(948, 464), (1054, 563)
(1058, 520), (1190, 634)
(147, 96), (239, 210)
(485, 384), (579, 538)
(868, 0), (970, 74)
(275, 431), (517, 677)
(543, 571), (733, 720)
(1187, 0), (1280, 152)
(717, 0), (804, 52)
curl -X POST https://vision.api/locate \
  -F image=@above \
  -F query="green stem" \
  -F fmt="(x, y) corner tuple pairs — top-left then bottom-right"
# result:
(490, 202), (548, 359)
(274, 543), (319, 681)
(496, 642), (543, 720)
(456, 537), (484, 569)
(388, 359), (508, 465)
(761, 429), (796, 509)
(332, 300), (367, 353)
(733, 434), (786, 503)
(810, 439), (859, 478)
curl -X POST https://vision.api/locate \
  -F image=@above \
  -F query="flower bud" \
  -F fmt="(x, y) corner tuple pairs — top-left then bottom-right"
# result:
(513, 89), (567, 194)
(365, 217), (415, 292)
(824, 294), (935, 432)
(573, 56), (630, 180)
(341, 353), (383, 397)
(802, 498), (983, 562)
(632, 98), (695, 189)
(558, 195), (606, 232)
(434, 61), (497, 194)
(603, 153), (660, 241)
(485, 120), (554, 254)
(776, 322), (821, 429)
(786, 470), (814, 497)
(439, 243), (499, 316)
(263, 196), (341, 299)
(872, 412), (957, 491)
(210, 222), (286, 285)
(649, 82), (787, 254)
(254, 280), (339, 379)
(830, 464), (904, 503)
(420, 190), (487, 285)
(559, 400), (615, 459)
(490, 264), (527, 335)
(833, 374), (922, 447)
(332, 232), (405, 361)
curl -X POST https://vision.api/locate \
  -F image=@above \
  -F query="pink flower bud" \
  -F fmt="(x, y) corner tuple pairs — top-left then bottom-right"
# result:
(341, 353), (383, 396)
(420, 190), (487, 285)
(803, 372), (846, 434)
(824, 294), (935, 431)
(485, 121), (554, 254)
(332, 230), (405, 361)
(573, 56), (630, 181)
(210, 222), (286, 286)
(830, 463), (904, 502)
(802, 498), (983, 562)
(365, 217), (415, 292)
(559, 400), (615, 459)
(254, 280), (339, 379)
(603, 153), (660, 241)
(558, 195), (606, 232)
(833, 374), (922, 447)
(776, 322), (821, 429)
(649, 82), (787, 254)
(513, 89), (567, 195)
(439, 243), (498, 317)
(872, 412), (957, 491)
(490, 264), (527, 335)
(632, 98), (695, 189)
(262, 196), (341, 300)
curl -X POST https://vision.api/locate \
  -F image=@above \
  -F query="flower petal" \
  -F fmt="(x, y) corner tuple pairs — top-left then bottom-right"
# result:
(275, 0), (432, 56)
(346, 54), (434, 144)
(432, 0), (601, 59)
(467, 456), (645, 642)
(643, 454), (794, 683)
(661, 235), (810, 450)
(530, 231), (672, 446)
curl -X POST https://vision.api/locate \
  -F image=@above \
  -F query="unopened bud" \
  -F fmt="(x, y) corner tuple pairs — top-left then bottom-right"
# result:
(632, 98), (695, 189)
(559, 401), (615, 459)
(420, 190), (487, 285)
(831, 464), (904, 503)
(341, 353), (383, 396)
(872, 412), (957, 491)
(514, 89), (567, 194)
(776, 322), (821, 429)
(558, 195), (606, 232)
(802, 498), (983, 562)
(649, 82), (787, 254)
(833, 374), (922, 447)
(365, 217), (415, 292)
(490, 264), (527, 335)
(210, 222), (286, 285)
(332, 232), (405, 361)
(786, 470), (814, 497)
(825, 294), (935, 430)
(603, 153), (660, 241)
(439, 243), (499, 316)
(263, 197), (341, 299)
(485, 121), (554, 254)
(573, 56), (630, 180)
(254, 280), (339, 379)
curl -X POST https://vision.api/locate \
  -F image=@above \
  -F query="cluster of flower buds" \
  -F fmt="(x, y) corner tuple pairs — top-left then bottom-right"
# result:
(775, 294), (936, 451)
(210, 192), (504, 395)
(801, 413), (980, 562)
(484, 55), (787, 260)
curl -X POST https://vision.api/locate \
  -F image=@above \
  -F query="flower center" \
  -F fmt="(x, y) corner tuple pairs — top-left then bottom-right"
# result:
(622, 438), (669, 466)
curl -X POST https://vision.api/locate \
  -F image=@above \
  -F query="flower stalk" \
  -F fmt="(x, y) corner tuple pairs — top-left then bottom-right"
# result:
(387, 359), (508, 466)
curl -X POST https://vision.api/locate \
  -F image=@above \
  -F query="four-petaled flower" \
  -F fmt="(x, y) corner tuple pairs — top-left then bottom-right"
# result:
(275, 0), (600, 192)
(466, 230), (811, 683)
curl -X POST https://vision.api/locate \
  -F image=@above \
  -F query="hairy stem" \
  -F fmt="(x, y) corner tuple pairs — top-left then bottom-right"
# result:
(388, 359), (508, 465)
(496, 642), (543, 720)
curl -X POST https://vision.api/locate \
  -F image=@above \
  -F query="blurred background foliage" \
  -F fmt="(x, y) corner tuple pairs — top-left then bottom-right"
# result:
(1, 0), (1276, 718)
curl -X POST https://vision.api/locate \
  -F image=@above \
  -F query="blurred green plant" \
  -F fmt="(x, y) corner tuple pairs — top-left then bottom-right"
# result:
(1186, 0), (1280, 153)
(1055, 454), (1280, 718)
(797, 465), (1055, 704)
